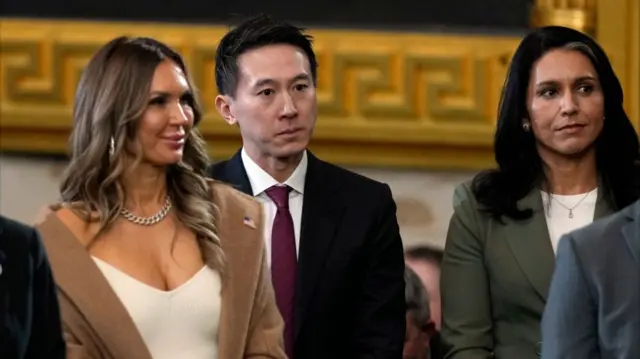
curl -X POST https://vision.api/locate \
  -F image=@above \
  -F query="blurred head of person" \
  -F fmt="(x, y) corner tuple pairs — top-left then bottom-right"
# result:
(473, 25), (640, 220)
(405, 266), (436, 359)
(58, 36), (224, 269)
(405, 245), (443, 331)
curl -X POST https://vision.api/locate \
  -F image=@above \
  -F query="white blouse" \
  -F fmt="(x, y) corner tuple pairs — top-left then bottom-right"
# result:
(540, 188), (598, 254)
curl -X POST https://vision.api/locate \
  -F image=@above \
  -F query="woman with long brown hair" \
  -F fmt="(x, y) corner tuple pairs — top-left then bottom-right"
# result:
(35, 36), (286, 359)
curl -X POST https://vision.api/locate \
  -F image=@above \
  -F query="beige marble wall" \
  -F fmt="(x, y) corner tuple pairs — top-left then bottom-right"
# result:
(0, 156), (66, 224)
(0, 155), (476, 249)
(351, 167), (474, 249)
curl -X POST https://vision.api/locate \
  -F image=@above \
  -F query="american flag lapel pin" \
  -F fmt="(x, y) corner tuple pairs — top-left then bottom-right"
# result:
(243, 216), (256, 229)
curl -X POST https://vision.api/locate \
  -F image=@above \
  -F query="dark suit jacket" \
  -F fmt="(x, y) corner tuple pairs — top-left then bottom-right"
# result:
(0, 215), (65, 359)
(209, 150), (406, 359)
(541, 200), (640, 359)
(441, 182), (614, 359)
(430, 332), (444, 359)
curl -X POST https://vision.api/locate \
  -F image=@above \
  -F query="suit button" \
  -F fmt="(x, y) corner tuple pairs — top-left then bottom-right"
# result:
(535, 342), (542, 355)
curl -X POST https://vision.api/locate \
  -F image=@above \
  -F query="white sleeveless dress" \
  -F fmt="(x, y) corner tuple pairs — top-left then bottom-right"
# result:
(93, 257), (222, 359)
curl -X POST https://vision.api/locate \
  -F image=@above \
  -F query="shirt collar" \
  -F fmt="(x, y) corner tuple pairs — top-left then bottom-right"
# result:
(241, 148), (307, 196)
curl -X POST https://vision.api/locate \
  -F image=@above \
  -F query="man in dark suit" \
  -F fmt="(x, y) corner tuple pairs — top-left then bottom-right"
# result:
(0, 215), (65, 359)
(541, 200), (640, 359)
(209, 14), (406, 359)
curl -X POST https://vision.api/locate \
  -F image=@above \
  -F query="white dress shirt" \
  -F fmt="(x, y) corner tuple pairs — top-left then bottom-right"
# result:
(241, 148), (307, 267)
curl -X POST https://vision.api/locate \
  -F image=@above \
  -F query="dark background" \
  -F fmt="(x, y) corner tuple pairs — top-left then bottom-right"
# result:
(1, 0), (533, 34)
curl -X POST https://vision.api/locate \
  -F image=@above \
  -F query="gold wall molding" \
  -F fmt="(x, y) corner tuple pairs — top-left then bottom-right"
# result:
(595, 0), (640, 129)
(532, 0), (597, 34)
(0, 18), (519, 169)
(1, 6), (637, 169)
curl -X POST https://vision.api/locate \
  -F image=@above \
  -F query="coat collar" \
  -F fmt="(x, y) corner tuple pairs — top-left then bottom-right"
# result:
(504, 186), (614, 301)
(621, 199), (640, 263)
(37, 199), (263, 359)
(240, 148), (308, 196)
(37, 213), (153, 359)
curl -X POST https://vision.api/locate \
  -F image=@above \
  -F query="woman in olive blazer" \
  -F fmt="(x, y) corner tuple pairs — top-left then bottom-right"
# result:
(441, 26), (640, 359)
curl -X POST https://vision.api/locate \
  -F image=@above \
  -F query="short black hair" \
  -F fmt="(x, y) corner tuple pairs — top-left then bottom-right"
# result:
(214, 14), (318, 97)
(405, 245), (443, 266)
(405, 265), (431, 328)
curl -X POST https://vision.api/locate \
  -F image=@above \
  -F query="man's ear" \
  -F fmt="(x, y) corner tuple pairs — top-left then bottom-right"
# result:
(215, 95), (236, 125)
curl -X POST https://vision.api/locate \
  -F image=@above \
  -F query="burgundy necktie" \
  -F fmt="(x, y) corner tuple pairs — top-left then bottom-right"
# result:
(265, 185), (296, 358)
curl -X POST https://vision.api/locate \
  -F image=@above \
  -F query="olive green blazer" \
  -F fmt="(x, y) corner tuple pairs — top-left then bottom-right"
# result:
(440, 181), (614, 359)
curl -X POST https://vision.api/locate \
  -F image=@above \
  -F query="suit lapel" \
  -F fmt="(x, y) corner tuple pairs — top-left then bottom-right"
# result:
(0, 220), (4, 275)
(0, 219), (5, 260)
(295, 153), (344, 340)
(504, 190), (555, 302)
(621, 200), (640, 264)
(37, 214), (153, 359)
(214, 150), (253, 195)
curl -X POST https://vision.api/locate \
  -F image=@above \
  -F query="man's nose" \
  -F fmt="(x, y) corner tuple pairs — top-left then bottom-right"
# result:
(279, 92), (298, 119)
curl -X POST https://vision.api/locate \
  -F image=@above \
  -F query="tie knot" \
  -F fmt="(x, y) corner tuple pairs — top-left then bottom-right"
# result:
(266, 185), (291, 208)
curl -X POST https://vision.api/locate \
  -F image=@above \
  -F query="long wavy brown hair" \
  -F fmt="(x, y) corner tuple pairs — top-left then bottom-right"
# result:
(57, 36), (225, 273)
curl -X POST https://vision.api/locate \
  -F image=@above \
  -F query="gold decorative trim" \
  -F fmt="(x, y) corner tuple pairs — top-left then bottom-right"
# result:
(0, 18), (518, 169)
(1, 8), (637, 169)
(532, 0), (597, 34)
(595, 0), (640, 128)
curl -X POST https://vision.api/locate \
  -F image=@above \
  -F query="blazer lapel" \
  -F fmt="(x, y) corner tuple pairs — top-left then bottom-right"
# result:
(37, 214), (153, 359)
(217, 203), (263, 359)
(621, 200), (640, 264)
(504, 190), (555, 302)
(0, 219), (5, 259)
(505, 187), (615, 302)
(295, 153), (345, 340)
(0, 220), (4, 271)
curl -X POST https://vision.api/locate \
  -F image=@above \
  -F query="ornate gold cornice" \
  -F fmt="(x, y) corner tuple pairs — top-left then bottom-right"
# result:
(0, 2), (637, 169)
(0, 18), (521, 169)
(531, 0), (597, 34)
